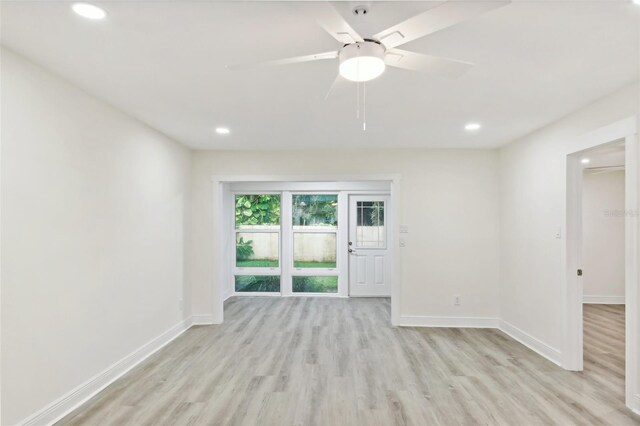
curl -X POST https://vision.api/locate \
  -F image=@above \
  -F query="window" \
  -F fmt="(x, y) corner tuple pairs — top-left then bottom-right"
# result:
(235, 275), (281, 292)
(236, 233), (279, 267)
(231, 191), (345, 296)
(292, 276), (338, 293)
(292, 195), (338, 269)
(293, 233), (336, 268)
(355, 201), (385, 248)
(234, 194), (281, 292)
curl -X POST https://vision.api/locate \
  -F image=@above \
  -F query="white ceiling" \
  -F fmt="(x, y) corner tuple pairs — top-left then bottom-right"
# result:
(2, 1), (638, 150)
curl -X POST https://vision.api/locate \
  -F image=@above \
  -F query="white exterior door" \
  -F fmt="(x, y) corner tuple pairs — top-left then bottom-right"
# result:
(348, 195), (391, 296)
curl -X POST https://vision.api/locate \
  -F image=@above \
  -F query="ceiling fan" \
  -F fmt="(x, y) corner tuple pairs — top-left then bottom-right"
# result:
(228, 0), (510, 94)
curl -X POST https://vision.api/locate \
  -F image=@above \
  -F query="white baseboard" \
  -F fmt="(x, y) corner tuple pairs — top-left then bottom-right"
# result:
(583, 295), (625, 304)
(498, 320), (562, 366)
(398, 315), (500, 328)
(19, 317), (195, 426)
(398, 315), (563, 368)
(192, 314), (215, 325)
(631, 394), (640, 415)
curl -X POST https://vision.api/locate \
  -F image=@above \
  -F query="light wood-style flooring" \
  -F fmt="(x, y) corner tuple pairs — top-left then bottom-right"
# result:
(58, 298), (639, 425)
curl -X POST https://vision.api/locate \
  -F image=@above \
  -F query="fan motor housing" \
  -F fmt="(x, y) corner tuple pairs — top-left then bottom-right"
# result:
(339, 41), (385, 65)
(338, 41), (386, 82)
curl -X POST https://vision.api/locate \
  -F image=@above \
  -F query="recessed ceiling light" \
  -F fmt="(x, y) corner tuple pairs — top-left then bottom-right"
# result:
(72, 3), (107, 20)
(465, 122), (481, 131)
(581, 158), (591, 164)
(634, 0), (640, 5)
(215, 127), (230, 135)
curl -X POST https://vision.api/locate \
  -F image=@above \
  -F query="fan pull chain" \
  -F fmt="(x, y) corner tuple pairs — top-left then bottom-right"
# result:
(363, 80), (366, 131)
(356, 48), (360, 120)
(356, 81), (360, 119)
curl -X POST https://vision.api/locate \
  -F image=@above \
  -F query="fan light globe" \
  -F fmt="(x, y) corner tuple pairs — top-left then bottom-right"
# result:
(72, 3), (107, 20)
(339, 42), (386, 82)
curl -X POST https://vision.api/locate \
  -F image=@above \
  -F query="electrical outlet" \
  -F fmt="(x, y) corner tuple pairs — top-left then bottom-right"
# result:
(453, 295), (461, 306)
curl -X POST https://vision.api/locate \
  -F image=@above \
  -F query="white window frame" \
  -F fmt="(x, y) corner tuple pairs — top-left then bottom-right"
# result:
(353, 197), (388, 250)
(226, 185), (394, 301)
(232, 191), (282, 295)
(288, 191), (341, 296)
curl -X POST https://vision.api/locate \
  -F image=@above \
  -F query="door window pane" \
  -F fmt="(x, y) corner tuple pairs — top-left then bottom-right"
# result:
(293, 233), (337, 268)
(236, 233), (279, 267)
(292, 276), (338, 293)
(235, 275), (280, 292)
(356, 201), (386, 248)
(235, 194), (280, 229)
(292, 195), (338, 227)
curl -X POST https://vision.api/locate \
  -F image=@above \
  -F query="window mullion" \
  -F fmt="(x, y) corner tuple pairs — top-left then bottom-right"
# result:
(281, 191), (293, 296)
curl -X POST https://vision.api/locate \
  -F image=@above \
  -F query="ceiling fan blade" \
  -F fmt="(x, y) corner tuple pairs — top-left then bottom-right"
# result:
(324, 74), (347, 101)
(316, 2), (364, 45)
(374, 0), (510, 49)
(227, 51), (338, 70)
(385, 49), (474, 79)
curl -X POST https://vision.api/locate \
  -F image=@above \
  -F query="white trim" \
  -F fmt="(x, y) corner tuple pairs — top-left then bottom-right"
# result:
(231, 292), (346, 298)
(398, 315), (499, 328)
(286, 294), (348, 298)
(632, 394), (640, 416)
(212, 174), (402, 327)
(583, 295), (625, 304)
(232, 292), (281, 297)
(564, 116), (639, 413)
(624, 133), (640, 410)
(18, 317), (194, 426)
(389, 178), (401, 326)
(213, 174), (401, 184)
(213, 179), (226, 324)
(499, 320), (562, 366)
(392, 316), (563, 368)
(565, 152), (585, 371)
(567, 116), (636, 153)
(229, 181), (390, 192)
(192, 315), (215, 325)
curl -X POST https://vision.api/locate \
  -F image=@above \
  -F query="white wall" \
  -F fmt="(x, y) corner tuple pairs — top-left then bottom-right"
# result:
(499, 84), (638, 354)
(190, 149), (501, 323)
(582, 170), (625, 301)
(1, 49), (192, 425)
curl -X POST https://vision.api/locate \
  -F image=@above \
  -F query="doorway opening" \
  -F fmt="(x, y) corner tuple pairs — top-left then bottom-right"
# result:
(565, 116), (639, 414)
(212, 176), (401, 326)
(580, 142), (626, 402)
(348, 195), (391, 296)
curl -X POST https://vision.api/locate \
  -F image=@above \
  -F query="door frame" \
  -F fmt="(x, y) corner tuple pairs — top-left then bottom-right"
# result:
(347, 194), (392, 297)
(564, 116), (639, 413)
(211, 174), (402, 326)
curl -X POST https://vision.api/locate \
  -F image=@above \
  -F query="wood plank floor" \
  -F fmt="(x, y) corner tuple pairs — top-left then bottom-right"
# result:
(583, 305), (627, 400)
(58, 298), (640, 425)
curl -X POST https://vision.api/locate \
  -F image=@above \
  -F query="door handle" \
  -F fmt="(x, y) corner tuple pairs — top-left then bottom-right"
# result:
(348, 248), (356, 254)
